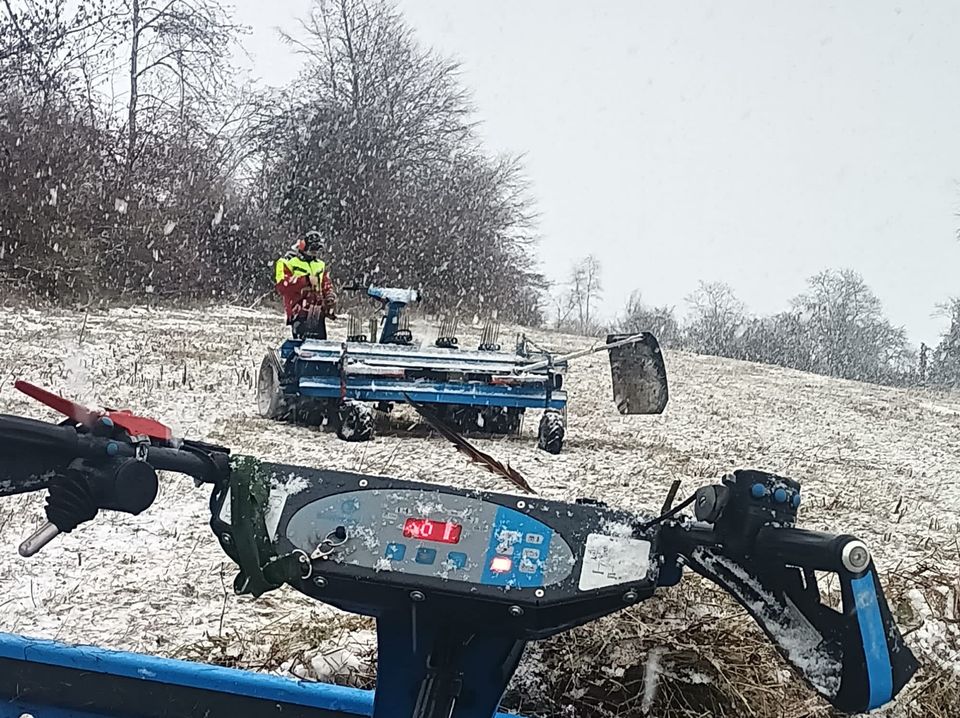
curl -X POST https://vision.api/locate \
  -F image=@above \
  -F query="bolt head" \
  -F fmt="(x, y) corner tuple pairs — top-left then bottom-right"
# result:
(623, 590), (638, 602)
(410, 591), (425, 602)
(220, 533), (232, 545)
(508, 605), (524, 617)
(313, 576), (327, 588)
(841, 540), (871, 573)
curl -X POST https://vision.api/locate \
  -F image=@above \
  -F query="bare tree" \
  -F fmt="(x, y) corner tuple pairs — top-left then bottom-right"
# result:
(558, 255), (602, 334)
(113, 0), (243, 175)
(684, 281), (745, 356)
(617, 291), (679, 347)
(791, 269), (911, 382)
(1, 0), (540, 315)
(929, 298), (960, 386)
(260, 0), (540, 320)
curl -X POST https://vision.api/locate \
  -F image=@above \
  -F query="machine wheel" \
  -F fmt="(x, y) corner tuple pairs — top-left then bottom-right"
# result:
(441, 405), (479, 432)
(257, 353), (290, 420)
(337, 400), (375, 442)
(292, 398), (329, 426)
(482, 407), (522, 435)
(537, 410), (565, 454)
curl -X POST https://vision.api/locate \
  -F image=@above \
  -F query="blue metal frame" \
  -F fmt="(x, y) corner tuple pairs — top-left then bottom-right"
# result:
(850, 572), (894, 710)
(277, 335), (568, 413)
(296, 377), (566, 410)
(0, 632), (520, 718)
(379, 300), (403, 344)
(373, 612), (524, 718)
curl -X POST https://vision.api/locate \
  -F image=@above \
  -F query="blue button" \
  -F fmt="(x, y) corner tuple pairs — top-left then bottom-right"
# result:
(750, 483), (766, 498)
(105, 441), (119, 456)
(791, 493), (802, 509)
(773, 488), (788, 504)
(415, 548), (437, 565)
(384, 543), (406, 561)
(447, 552), (468, 569)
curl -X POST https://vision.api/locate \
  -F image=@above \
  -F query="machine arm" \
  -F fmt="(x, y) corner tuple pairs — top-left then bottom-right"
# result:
(658, 471), (917, 714)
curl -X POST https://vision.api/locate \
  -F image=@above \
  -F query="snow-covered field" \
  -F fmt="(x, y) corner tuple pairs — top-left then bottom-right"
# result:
(0, 305), (958, 715)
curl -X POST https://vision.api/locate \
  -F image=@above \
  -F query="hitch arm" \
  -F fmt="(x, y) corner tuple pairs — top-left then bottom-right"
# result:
(665, 524), (917, 714)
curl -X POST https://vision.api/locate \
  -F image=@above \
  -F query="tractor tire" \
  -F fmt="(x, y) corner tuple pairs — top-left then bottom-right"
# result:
(537, 409), (565, 454)
(257, 352), (290, 420)
(337, 400), (375, 442)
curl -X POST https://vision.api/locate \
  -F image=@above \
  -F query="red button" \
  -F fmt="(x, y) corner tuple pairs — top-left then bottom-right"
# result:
(490, 556), (513, 573)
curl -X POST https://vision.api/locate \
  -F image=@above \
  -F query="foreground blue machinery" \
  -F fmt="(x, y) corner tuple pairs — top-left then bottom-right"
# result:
(0, 631), (462, 718)
(0, 381), (918, 717)
(257, 285), (669, 453)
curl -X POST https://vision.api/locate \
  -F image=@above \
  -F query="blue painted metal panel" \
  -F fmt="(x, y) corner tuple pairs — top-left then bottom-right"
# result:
(281, 339), (303, 360)
(0, 632), (521, 718)
(297, 378), (567, 410)
(850, 573), (894, 709)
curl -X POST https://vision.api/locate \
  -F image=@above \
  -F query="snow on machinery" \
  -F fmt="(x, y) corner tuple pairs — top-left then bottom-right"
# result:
(0, 381), (918, 717)
(257, 284), (670, 453)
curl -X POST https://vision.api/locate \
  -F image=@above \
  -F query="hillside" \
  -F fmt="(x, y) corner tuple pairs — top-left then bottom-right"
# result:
(0, 306), (957, 716)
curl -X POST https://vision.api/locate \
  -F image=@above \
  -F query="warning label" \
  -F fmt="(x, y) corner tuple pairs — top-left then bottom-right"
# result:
(578, 533), (652, 591)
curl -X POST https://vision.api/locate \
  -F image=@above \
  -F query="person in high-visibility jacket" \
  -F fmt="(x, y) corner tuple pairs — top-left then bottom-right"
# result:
(274, 231), (337, 339)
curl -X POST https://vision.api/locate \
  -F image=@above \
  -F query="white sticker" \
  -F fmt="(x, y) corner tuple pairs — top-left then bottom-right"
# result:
(217, 485), (292, 541)
(218, 488), (232, 524)
(264, 487), (291, 540)
(578, 533), (652, 591)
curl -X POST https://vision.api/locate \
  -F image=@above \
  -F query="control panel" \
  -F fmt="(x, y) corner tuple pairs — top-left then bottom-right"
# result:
(212, 464), (662, 632)
(283, 488), (575, 588)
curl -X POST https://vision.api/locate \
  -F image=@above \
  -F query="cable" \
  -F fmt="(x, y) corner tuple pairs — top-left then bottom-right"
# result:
(635, 494), (696, 533)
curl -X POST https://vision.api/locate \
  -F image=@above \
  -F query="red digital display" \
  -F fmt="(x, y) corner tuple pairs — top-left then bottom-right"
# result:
(402, 518), (462, 544)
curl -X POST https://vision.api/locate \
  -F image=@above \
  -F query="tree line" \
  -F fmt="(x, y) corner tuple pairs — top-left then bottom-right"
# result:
(556, 256), (960, 389)
(0, 0), (543, 321)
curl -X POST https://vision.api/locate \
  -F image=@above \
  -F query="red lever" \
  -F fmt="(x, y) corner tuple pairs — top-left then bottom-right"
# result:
(14, 380), (173, 442)
(14, 381), (99, 425)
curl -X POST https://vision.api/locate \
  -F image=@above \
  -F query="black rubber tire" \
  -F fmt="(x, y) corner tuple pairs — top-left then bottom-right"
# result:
(292, 398), (328, 426)
(442, 405), (479, 432)
(337, 400), (375, 442)
(257, 353), (290, 420)
(482, 407), (522, 435)
(537, 410), (565, 454)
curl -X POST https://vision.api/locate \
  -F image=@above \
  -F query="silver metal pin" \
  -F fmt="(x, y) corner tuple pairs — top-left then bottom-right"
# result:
(19, 523), (60, 557)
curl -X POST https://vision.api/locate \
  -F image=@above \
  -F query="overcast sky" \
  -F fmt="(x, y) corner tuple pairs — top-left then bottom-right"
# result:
(232, 1), (960, 345)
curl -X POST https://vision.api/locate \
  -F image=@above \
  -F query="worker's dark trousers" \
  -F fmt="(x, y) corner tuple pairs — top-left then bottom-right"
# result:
(291, 316), (327, 340)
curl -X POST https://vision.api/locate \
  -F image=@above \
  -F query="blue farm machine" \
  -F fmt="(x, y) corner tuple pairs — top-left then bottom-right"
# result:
(257, 285), (670, 453)
(0, 381), (919, 718)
